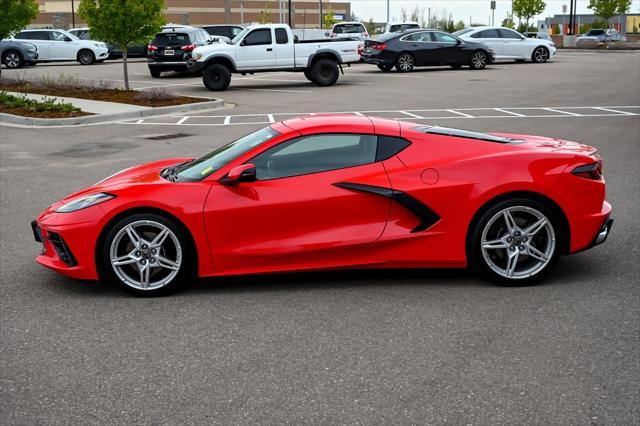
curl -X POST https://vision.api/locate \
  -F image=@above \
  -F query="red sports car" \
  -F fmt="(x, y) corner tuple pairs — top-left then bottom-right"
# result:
(32, 115), (613, 295)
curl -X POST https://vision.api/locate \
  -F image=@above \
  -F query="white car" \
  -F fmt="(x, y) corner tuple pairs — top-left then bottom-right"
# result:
(382, 22), (421, 35)
(328, 22), (370, 41)
(453, 26), (555, 63)
(13, 29), (108, 64)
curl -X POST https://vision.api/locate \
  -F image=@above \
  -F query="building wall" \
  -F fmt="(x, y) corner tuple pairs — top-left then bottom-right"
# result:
(545, 13), (640, 34)
(31, 0), (351, 30)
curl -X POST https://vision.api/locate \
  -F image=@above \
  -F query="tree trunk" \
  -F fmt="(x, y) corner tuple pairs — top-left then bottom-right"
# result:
(122, 48), (129, 90)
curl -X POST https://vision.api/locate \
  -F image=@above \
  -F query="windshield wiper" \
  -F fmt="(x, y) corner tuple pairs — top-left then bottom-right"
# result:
(161, 159), (195, 182)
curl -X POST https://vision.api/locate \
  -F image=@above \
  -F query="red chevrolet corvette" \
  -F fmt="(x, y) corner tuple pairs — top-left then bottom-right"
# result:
(32, 115), (612, 295)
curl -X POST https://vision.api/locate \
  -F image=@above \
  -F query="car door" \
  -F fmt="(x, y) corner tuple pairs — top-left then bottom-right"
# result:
(235, 28), (276, 69)
(470, 29), (503, 57)
(431, 31), (465, 64)
(399, 31), (434, 65)
(498, 28), (528, 58)
(203, 133), (392, 269)
(49, 31), (79, 60)
(274, 27), (294, 68)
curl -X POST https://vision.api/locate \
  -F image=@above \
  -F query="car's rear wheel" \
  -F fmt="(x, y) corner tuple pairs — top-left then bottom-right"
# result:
(395, 53), (414, 72)
(101, 214), (192, 296)
(77, 49), (95, 65)
(469, 198), (562, 286)
(310, 58), (339, 86)
(532, 46), (550, 63)
(469, 50), (488, 70)
(377, 63), (393, 72)
(149, 67), (162, 78)
(3, 50), (24, 69)
(203, 63), (231, 91)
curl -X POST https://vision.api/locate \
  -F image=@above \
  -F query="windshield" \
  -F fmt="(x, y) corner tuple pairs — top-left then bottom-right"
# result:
(334, 24), (365, 34)
(176, 126), (280, 181)
(231, 27), (251, 44)
(452, 28), (475, 37)
(586, 29), (605, 36)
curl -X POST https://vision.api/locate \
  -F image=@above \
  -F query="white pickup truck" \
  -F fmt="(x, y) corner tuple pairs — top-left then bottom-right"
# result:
(188, 24), (363, 91)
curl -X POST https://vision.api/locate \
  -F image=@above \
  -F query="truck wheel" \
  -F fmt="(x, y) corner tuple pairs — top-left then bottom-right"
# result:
(310, 58), (339, 86)
(203, 63), (231, 91)
(303, 69), (313, 81)
(149, 67), (162, 78)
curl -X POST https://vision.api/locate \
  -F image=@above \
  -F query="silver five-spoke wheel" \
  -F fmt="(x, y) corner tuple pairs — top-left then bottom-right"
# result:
(532, 47), (549, 63)
(480, 206), (555, 279)
(4, 52), (22, 69)
(109, 220), (182, 291)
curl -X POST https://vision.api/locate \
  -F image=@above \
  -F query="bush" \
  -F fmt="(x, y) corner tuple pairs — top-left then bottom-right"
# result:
(1, 73), (115, 91)
(133, 87), (175, 101)
(0, 90), (80, 113)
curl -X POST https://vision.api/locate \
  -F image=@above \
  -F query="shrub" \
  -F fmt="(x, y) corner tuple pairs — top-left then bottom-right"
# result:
(133, 87), (175, 101)
(0, 90), (81, 113)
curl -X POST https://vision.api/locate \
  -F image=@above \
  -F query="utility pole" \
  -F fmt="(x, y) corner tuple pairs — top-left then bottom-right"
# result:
(289, 0), (292, 27)
(568, 0), (574, 35)
(241, 1), (244, 24)
(319, 0), (323, 28)
(71, 0), (75, 28)
(387, 0), (390, 24)
(428, 8), (431, 27)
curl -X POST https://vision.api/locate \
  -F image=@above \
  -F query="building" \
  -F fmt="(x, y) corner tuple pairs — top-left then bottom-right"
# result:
(30, 0), (352, 30)
(542, 13), (640, 35)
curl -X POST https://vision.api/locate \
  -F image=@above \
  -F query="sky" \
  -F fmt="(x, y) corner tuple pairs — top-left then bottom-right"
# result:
(345, 0), (640, 25)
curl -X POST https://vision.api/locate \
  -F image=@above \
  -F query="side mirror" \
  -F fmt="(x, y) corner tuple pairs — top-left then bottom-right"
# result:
(220, 163), (256, 185)
(240, 39), (247, 46)
(324, 32), (330, 37)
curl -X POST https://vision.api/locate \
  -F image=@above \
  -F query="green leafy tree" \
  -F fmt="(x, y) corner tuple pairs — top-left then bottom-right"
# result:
(363, 18), (376, 35)
(323, 7), (336, 30)
(454, 20), (466, 31)
(588, 0), (627, 27)
(0, 0), (38, 76)
(78, 0), (165, 90)
(513, 0), (546, 32)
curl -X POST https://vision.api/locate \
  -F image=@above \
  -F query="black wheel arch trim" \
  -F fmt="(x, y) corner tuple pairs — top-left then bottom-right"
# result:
(333, 182), (440, 233)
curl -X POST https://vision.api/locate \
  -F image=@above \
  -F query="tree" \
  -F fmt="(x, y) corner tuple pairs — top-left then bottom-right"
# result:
(587, 0), (623, 27)
(323, 7), (336, 30)
(363, 18), (376, 36)
(258, 1), (272, 24)
(0, 0), (38, 76)
(400, 7), (408, 22)
(78, 0), (165, 90)
(513, 0), (546, 32)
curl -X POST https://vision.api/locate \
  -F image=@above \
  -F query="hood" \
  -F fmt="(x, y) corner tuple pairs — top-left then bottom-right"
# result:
(93, 157), (192, 189)
(194, 42), (236, 56)
(491, 133), (598, 156)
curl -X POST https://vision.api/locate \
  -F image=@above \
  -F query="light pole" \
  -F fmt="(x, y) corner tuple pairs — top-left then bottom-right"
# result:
(71, 0), (75, 28)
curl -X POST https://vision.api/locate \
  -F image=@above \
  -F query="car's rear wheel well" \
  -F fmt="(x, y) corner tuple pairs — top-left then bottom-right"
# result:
(466, 191), (571, 256)
(95, 207), (198, 280)
(205, 56), (235, 72)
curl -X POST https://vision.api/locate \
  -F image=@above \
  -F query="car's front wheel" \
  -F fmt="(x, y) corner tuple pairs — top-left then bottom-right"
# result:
(469, 50), (488, 70)
(2, 50), (24, 69)
(203, 63), (231, 91)
(77, 49), (96, 65)
(532, 46), (550, 63)
(101, 213), (192, 296)
(469, 198), (562, 286)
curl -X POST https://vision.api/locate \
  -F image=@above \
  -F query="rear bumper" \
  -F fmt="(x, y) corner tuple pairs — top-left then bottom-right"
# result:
(569, 200), (613, 254)
(148, 61), (189, 72)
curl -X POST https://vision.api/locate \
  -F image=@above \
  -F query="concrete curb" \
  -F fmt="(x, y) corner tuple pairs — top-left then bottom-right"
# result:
(0, 98), (225, 127)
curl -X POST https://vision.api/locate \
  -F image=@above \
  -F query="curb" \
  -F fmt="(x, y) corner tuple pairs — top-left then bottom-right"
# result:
(0, 99), (225, 127)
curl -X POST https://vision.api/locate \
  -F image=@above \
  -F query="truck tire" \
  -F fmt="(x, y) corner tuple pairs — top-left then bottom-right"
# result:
(310, 58), (339, 87)
(203, 63), (231, 91)
(303, 69), (313, 81)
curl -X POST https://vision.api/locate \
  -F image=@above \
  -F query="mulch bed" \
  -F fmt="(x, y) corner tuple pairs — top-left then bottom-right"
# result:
(0, 105), (92, 119)
(0, 82), (206, 107)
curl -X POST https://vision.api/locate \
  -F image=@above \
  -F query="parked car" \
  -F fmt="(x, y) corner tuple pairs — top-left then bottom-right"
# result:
(328, 22), (370, 41)
(523, 31), (552, 41)
(12, 29), (108, 65)
(30, 115), (612, 295)
(382, 21), (421, 35)
(362, 29), (494, 72)
(68, 27), (147, 58)
(0, 39), (38, 69)
(202, 24), (244, 41)
(188, 24), (362, 90)
(577, 29), (627, 43)
(453, 26), (555, 63)
(147, 26), (217, 77)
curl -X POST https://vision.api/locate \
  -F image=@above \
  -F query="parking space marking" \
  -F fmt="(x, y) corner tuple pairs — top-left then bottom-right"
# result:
(123, 106), (640, 127)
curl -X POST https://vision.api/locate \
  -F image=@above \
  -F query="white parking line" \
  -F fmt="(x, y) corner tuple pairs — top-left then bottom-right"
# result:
(176, 117), (189, 125)
(542, 107), (582, 116)
(399, 111), (425, 119)
(447, 110), (475, 118)
(493, 108), (526, 117)
(592, 107), (637, 115)
(267, 114), (275, 123)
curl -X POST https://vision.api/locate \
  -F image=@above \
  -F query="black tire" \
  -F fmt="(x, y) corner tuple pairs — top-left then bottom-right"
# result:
(532, 46), (550, 63)
(395, 53), (414, 72)
(469, 50), (488, 70)
(450, 64), (463, 70)
(310, 58), (339, 86)
(468, 198), (563, 286)
(149, 67), (162, 78)
(515, 59), (526, 63)
(303, 69), (313, 81)
(203, 63), (231, 91)
(377, 63), (393, 72)
(3, 50), (24, 69)
(100, 213), (194, 296)
(77, 49), (95, 65)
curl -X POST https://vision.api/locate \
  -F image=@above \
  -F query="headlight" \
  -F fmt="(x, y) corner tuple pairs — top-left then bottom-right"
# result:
(56, 193), (115, 213)
(192, 52), (203, 60)
(94, 42), (106, 48)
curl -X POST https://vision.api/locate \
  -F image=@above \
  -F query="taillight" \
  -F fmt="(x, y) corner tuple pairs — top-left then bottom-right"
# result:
(372, 43), (387, 51)
(147, 45), (158, 52)
(181, 44), (196, 51)
(357, 44), (363, 55)
(572, 161), (603, 180)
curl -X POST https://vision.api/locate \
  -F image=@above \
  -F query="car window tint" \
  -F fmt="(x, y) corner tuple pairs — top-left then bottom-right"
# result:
(334, 24), (365, 34)
(433, 32), (457, 43)
(473, 29), (499, 38)
(244, 29), (272, 45)
(499, 29), (522, 39)
(51, 31), (67, 41)
(402, 32), (432, 42)
(152, 33), (190, 46)
(19, 31), (50, 40)
(252, 134), (378, 180)
(275, 28), (288, 44)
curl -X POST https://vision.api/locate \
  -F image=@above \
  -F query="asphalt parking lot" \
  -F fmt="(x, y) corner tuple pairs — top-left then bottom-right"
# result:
(1, 50), (639, 424)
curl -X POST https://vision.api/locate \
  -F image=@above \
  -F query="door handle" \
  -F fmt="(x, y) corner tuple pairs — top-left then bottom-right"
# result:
(266, 48), (273, 51)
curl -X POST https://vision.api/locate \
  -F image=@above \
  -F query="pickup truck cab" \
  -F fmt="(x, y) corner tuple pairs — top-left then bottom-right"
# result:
(189, 24), (362, 91)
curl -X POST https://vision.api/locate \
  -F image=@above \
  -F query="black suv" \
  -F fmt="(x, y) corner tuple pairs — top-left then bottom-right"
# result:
(147, 27), (212, 77)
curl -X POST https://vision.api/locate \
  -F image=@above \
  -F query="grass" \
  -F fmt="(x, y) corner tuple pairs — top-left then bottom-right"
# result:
(0, 90), (90, 118)
(0, 73), (206, 107)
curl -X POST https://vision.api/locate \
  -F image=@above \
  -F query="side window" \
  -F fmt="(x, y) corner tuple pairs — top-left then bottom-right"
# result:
(402, 32), (431, 42)
(275, 28), (288, 44)
(243, 29), (272, 46)
(51, 31), (67, 41)
(376, 136), (411, 161)
(433, 32), (458, 43)
(232, 27), (244, 37)
(252, 134), (378, 180)
(473, 29), (499, 38)
(499, 29), (522, 39)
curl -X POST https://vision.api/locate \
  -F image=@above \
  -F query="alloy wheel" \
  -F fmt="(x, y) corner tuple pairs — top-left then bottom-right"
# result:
(397, 54), (414, 72)
(5, 53), (21, 68)
(109, 220), (182, 290)
(480, 206), (555, 279)
(471, 52), (487, 69)
(533, 47), (549, 63)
